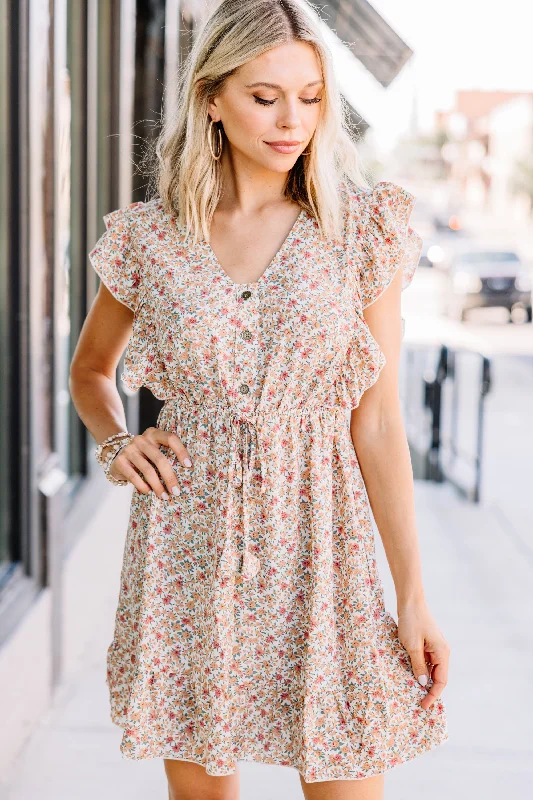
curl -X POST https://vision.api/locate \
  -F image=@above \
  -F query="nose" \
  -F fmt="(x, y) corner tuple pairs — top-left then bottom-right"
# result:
(276, 99), (302, 131)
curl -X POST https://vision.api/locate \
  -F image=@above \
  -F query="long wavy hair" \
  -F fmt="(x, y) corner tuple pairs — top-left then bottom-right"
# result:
(149, 0), (372, 243)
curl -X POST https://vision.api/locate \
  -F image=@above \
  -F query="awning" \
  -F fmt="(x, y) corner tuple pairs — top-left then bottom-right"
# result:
(322, 0), (415, 87)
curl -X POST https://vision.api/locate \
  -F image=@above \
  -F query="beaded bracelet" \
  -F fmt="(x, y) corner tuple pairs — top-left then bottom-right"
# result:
(95, 430), (132, 465)
(104, 438), (134, 486)
(95, 431), (134, 486)
(101, 437), (134, 486)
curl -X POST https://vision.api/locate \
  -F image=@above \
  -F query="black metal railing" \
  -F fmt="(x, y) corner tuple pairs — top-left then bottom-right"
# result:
(400, 344), (492, 503)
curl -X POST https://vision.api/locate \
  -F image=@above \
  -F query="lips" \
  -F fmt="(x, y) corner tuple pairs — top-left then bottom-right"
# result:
(265, 140), (303, 154)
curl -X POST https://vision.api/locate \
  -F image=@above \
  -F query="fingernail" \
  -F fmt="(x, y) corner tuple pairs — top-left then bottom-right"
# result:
(161, 491), (169, 500)
(418, 674), (428, 686)
(183, 458), (192, 468)
(171, 485), (180, 496)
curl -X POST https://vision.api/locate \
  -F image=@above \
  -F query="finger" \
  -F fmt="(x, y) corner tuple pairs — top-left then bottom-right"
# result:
(128, 452), (168, 498)
(148, 428), (193, 468)
(407, 646), (429, 688)
(421, 654), (449, 709)
(135, 439), (182, 497)
(426, 643), (449, 682)
(420, 674), (446, 709)
(111, 455), (151, 494)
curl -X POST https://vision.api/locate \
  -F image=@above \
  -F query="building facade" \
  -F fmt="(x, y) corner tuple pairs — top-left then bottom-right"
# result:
(0, 0), (200, 769)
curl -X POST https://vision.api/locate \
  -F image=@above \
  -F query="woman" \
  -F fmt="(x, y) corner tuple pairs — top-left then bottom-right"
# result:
(70, 0), (449, 797)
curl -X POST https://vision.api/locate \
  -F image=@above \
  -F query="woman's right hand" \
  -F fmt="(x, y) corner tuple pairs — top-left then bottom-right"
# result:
(108, 426), (193, 498)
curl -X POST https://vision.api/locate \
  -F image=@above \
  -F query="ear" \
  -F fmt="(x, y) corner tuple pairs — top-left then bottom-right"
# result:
(207, 98), (221, 123)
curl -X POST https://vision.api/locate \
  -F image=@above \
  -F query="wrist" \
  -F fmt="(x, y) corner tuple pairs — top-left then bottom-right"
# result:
(396, 590), (427, 615)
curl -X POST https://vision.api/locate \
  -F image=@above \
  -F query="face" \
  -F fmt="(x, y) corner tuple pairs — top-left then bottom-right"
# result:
(207, 40), (323, 172)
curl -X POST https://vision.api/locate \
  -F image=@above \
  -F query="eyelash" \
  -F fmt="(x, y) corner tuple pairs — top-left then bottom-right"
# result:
(253, 95), (321, 106)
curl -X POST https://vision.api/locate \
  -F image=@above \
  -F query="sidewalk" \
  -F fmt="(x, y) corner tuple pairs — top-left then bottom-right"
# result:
(2, 481), (532, 799)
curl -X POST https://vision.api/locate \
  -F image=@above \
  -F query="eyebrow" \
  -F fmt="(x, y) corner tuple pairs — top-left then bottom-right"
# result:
(244, 80), (324, 90)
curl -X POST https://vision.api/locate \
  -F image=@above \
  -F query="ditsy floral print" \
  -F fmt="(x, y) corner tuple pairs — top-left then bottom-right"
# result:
(88, 180), (448, 781)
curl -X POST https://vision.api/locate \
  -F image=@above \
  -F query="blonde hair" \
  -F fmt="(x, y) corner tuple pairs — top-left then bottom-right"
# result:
(149, 0), (372, 243)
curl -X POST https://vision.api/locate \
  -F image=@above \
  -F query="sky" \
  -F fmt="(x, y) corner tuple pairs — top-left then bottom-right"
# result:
(350, 0), (533, 153)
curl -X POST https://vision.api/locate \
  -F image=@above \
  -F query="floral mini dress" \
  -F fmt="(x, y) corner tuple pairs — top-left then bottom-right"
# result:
(89, 179), (448, 782)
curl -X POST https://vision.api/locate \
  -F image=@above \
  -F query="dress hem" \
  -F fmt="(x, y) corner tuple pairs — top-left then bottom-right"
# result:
(119, 729), (450, 783)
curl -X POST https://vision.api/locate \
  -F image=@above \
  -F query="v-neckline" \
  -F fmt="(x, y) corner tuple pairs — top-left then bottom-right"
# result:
(204, 207), (306, 288)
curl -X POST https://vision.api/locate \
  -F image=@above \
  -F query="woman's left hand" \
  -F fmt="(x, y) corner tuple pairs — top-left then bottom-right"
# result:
(397, 600), (450, 710)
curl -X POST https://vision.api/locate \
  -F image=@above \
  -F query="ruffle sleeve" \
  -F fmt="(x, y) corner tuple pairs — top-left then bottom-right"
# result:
(335, 316), (387, 411)
(88, 200), (176, 399)
(89, 202), (145, 312)
(334, 180), (423, 411)
(120, 295), (176, 398)
(347, 181), (423, 310)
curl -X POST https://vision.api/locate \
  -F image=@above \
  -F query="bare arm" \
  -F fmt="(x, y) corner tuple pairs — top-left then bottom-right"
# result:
(349, 266), (424, 613)
(350, 266), (449, 709)
(69, 284), (192, 497)
(70, 283), (135, 444)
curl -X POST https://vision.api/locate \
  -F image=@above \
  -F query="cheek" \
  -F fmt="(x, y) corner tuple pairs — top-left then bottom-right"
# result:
(305, 104), (322, 133)
(223, 103), (272, 147)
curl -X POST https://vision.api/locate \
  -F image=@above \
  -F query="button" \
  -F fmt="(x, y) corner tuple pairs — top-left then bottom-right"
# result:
(241, 290), (252, 300)
(241, 330), (253, 341)
(239, 383), (250, 395)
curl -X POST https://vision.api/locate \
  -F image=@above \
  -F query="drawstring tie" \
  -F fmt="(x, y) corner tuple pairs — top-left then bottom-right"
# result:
(218, 415), (267, 581)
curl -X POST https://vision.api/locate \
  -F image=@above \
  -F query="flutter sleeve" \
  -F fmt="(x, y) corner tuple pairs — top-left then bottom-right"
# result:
(352, 181), (423, 309)
(88, 202), (145, 312)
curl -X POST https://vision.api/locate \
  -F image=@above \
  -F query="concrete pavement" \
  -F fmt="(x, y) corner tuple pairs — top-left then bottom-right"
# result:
(2, 479), (532, 799)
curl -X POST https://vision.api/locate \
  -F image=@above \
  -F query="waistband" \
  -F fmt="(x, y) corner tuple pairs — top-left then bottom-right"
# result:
(160, 392), (349, 428)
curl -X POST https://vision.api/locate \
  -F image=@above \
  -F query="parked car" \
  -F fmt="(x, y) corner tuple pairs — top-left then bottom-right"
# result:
(445, 248), (532, 322)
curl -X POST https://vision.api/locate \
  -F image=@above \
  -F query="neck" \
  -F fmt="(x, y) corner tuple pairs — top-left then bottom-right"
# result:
(216, 148), (290, 214)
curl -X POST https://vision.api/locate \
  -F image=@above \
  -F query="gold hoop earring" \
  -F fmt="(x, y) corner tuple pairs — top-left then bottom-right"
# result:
(208, 119), (223, 161)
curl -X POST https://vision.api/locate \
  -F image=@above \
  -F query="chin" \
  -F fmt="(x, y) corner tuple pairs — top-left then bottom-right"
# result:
(258, 154), (301, 173)
(267, 162), (299, 173)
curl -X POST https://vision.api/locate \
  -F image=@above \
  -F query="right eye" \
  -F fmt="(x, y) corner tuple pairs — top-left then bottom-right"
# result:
(253, 95), (276, 106)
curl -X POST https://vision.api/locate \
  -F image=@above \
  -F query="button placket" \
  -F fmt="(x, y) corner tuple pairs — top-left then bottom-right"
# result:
(234, 285), (259, 408)
(227, 285), (262, 580)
